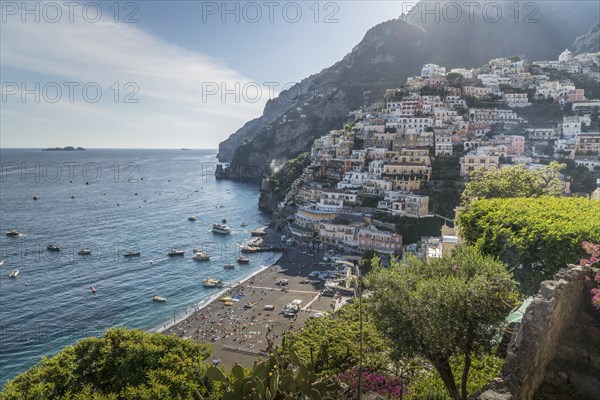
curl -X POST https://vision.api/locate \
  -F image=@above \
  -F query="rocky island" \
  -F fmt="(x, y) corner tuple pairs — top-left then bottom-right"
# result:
(42, 146), (86, 151)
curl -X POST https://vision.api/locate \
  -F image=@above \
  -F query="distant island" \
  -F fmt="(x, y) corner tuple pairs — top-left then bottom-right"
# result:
(42, 146), (86, 151)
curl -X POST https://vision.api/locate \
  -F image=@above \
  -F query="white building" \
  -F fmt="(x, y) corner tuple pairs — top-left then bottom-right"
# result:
(421, 64), (446, 79)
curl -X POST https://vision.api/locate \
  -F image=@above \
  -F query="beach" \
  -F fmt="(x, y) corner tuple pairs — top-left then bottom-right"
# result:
(162, 227), (350, 367)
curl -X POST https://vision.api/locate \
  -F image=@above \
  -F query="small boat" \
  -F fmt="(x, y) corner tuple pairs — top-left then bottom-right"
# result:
(241, 246), (259, 253)
(251, 228), (266, 236)
(222, 218), (227, 223)
(124, 251), (141, 257)
(25, 281), (30, 286)
(90, 286), (96, 294)
(153, 296), (166, 302)
(47, 244), (60, 251)
(243, 302), (256, 309)
(9, 269), (19, 278)
(212, 223), (231, 235)
(33, 195), (40, 200)
(77, 248), (92, 255)
(6, 230), (20, 237)
(168, 250), (185, 256)
(236, 256), (250, 264)
(223, 263), (235, 269)
(224, 301), (233, 306)
(202, 278), (224, 288)
(70, 195), (76, 199)
(241, 223), (248, 227)
(0, 260), (5, 267)
(188, 216), (197, 221)
(192, 252), (210, 261)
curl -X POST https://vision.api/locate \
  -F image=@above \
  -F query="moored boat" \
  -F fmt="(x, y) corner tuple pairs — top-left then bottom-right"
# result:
(9, 269), (19, 278)
(223, 263), (235, 269)
(188, 216), (197, 221)
(241, 246), (259, 253)
(236, 256), (250, 264)
(77, 248), (92, 255)
(192, 251), (210, 260)
(202, 278), (224, 288)
(0, 260), (5, 267)
(124, 251), (141, 257)
(168, 250), (185, 256)
(153, 296), (166, 302)
(47, 244), (60, 251)
(6, 230), (20, 237)
(212, 223), (231, 235)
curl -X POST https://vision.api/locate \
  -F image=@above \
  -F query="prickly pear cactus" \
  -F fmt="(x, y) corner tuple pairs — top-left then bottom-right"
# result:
(204, 348), (338, 400)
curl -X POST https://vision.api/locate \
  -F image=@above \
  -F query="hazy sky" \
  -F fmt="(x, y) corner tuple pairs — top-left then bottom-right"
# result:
(1, 1), (410, 149)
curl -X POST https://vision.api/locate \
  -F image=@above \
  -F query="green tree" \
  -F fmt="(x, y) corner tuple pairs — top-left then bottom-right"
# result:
(1, 328), (216, 400)
(457, 196), (600, 293)
(367, 247), (518, 400)
(461, 162), (565, 205)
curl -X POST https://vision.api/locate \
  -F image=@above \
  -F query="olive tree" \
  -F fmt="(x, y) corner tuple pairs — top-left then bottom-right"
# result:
(367, 246), (518, 400)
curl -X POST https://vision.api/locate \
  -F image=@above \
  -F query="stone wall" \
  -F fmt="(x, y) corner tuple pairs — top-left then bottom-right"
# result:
(479, 265), (594, 400)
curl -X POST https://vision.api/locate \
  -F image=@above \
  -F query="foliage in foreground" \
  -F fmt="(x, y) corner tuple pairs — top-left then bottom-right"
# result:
(285, 301), (390, 377)
(205, 348), (338, 400)
(457, 196), (600, 293)
(367, 246), (518, 400)
(407, 354), (504, 400)
(0, 328), (216, 400)
(580, 241), (600, 309)
(461, 162), (565, 205)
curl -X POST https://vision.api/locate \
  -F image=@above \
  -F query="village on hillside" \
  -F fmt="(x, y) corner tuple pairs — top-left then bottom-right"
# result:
(271, 49), (600, 258)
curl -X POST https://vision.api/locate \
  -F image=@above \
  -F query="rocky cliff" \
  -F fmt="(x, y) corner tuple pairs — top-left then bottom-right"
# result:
(218, 0), (600, 170)
(573, 22), (600, 54)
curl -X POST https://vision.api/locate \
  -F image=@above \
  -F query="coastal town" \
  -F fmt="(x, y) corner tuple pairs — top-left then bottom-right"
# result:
(264, 49), (600, 259)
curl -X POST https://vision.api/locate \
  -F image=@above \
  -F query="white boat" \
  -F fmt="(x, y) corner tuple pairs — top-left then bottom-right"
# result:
(202, 278), (224, 288)
(192, 252), (211, 260)
(168, 250), (185, 256)
(236, 256), (250, 264)
(153, 296), (166, 302)
(223, 263), (235, 269)
(0, 260), (4, 267)
(188, 216), (197, 221)
(77, 248), (92, 255)
(47, 244), (60, 251)
(124, 251), (141, 257)
(6, 230), (20, 237)
(9, 269), (19, 278)
(212, 223), (231, 235)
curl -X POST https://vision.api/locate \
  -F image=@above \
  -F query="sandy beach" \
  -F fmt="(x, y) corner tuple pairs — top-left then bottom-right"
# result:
(162, 227), (350, 367)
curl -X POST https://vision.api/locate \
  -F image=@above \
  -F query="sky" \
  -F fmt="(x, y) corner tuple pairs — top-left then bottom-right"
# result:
(0, 1), (411, 149)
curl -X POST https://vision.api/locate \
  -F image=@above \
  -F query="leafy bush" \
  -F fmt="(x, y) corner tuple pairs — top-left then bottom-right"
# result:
(458, 197), (600, 293)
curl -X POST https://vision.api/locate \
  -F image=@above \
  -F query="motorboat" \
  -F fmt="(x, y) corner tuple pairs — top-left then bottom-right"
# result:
(188, 216), (197, 221)
(212, 223), (231, 235)
(47, 244), (60, 251)
(192, 252), (211, 261)
(124, 251), (141, 257)
(90, 286), (97, 294)
(153, 296), (167, 302)
(202, 278), (224, 288)
(0, 260), (5, 267)
(236, 256), (250, 264)
(6, 230), (20, 237)
(168, 250), (185, 256)
(241, 246), (259, 253)
(33, 195), (40, 200)
(240, 223), (248, 227)
(9, 269), (19, 278)
(251, 227), (266, 236)
(223, 263), (235, 269)
(77, 248), (92, 255)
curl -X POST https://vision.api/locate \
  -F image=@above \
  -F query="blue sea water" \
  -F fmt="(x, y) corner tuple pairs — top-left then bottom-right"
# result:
(0, 148), (277, 387)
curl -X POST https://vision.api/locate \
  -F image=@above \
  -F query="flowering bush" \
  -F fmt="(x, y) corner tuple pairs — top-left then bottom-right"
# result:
(580, 241), (600, 310)
(335, 368), (406, 399)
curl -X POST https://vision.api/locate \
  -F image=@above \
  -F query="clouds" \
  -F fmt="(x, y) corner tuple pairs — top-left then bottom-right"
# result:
(0, 7), (268, 148)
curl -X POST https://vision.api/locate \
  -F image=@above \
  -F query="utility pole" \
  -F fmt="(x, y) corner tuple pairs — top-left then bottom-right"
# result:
(354, 260), (363, 400)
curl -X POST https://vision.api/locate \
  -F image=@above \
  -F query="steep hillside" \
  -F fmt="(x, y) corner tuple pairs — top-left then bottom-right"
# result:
(573, 22), (600, 54)
(218, 1), (599, 167)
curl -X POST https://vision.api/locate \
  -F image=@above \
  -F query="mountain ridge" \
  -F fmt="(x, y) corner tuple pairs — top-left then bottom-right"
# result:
(218, 1), (599, 167)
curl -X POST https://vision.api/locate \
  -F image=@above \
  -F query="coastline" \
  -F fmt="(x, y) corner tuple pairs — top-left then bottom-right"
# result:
(150, 254), (282, 334)
(161, 226), (350, 368)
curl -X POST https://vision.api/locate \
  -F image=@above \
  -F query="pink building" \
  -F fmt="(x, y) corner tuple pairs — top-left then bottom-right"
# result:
(492, 135), (525, 156)
(357, 225), (403, 255)
(567, 89), (585, 103)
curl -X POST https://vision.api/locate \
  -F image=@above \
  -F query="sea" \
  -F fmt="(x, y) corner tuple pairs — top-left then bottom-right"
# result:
(0, 148), (278, 387)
